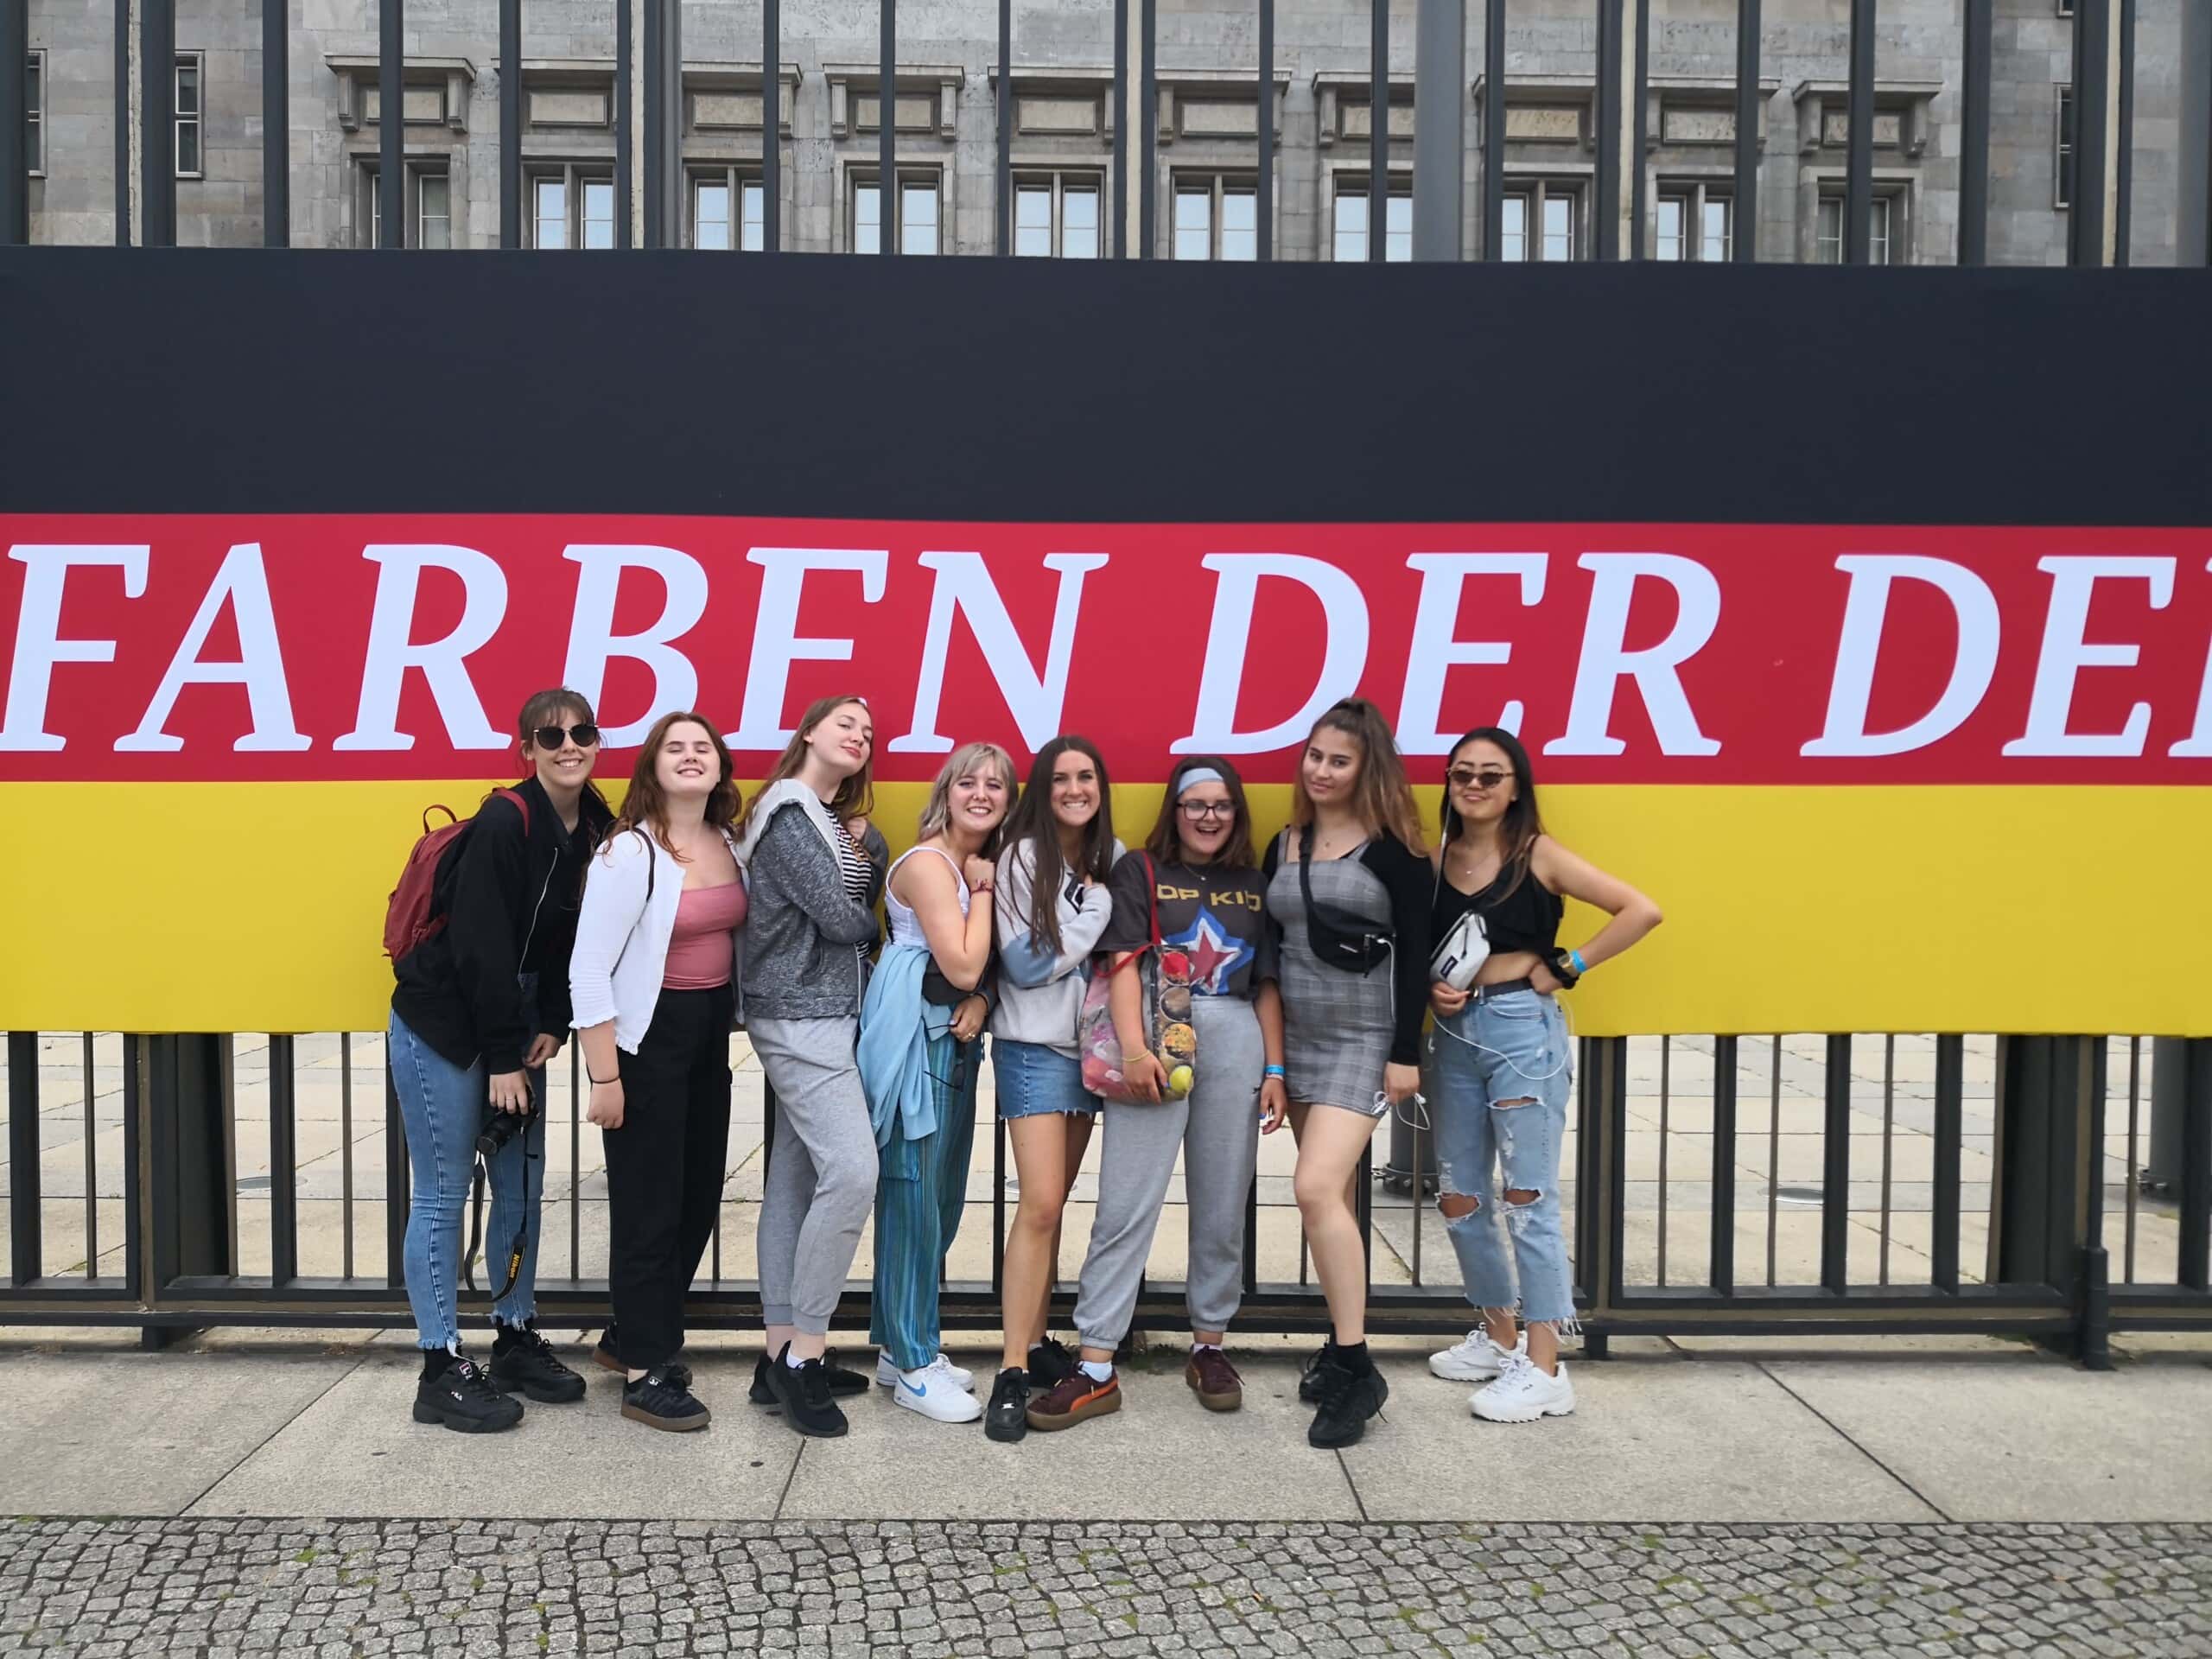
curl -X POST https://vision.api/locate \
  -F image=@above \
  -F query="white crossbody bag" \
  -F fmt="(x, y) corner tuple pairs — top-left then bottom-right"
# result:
(1429, 907), (1491, 992)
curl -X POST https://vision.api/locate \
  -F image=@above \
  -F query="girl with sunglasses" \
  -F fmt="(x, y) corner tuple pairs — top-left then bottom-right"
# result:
(390, 690), (612, 1433)
(1424, 727), (1661, 1423)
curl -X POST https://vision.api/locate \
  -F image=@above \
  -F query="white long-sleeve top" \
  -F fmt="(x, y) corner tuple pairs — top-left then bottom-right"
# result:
(569, 826), (747, 1052)
(988, 837), (1120, 1053)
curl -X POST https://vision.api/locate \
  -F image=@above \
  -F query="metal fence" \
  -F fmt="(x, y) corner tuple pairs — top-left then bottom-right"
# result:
(5, 1027), (2206, 1358)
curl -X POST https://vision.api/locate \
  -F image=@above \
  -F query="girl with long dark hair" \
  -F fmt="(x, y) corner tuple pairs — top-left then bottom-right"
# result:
(390, 688), (613, 1433)
(1262, 697), (1432, 1449)
(982, 735), (1122, 1440)
(1424, 726), (1660, 1423)
(572, 710), (747, 1433)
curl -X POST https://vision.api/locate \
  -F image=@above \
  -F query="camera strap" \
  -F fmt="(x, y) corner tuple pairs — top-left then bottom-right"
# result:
(461, 1122), (532, 1304)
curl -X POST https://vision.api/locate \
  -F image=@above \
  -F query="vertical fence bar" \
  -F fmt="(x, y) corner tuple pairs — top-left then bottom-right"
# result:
(1629, 0), (1648, 257)
(267, 1035), (297, 1287)
(142, 0), (175, 245)
(261, 0), (289, 245)
(1764, 1034), (1781, 1286)
(1820, 1034), (1852, 1294)
(1655, 1037), (1669, 1287)
(2123, 1035), (2139, 1283)
(1958, 0), (1992, 264)
(2114, 0), (2135, 265)
(764, 0), (780, 252)
(1139, 0), (1155, 257)
(1256, 0), (1273, 259)
(1481, 0), (1504, 260)
(1843, 0), (1873, 264)
(81, 1034), (99, 1274)
(879, 0), (894, 252)
(990, 1114), (1007, 1295)
(498, 0), (519, 246)
(1408, 1112), (1422, 1285)
(378, 0), (402, 249)
(114, 0), (130, 242)
(615, 0), (632, 246)
(1242, 1169), (1258, 1293)
(2180, 1040), (2211, 1292)
(1594, 0), (1621, 259)
(1709, 1035), (1736, 1294)
(222, 1039), (240, 1273)
(1731, 0), (1758, 260)
(993, 0), (1008, 254)
(1112, 0), (1127, 257)
(2069, 0), (2111, 266)
(569, 1044), (581, 1280)
(643, 0), (679, 247)
(340, 1034), (355, 1281)
(1931, 1033), (1963, 1293)
(8, 1033), (41, 1284)
(1370, 0), (1388, 261)
(1878, 1033), (1893, 1286)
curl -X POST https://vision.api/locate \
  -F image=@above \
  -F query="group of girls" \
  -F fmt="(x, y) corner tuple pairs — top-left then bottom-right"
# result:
(386, 687), (1661, 1448)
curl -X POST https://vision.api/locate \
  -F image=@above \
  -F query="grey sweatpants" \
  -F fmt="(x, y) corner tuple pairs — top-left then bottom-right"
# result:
(1073, 993), (1265, 1349)
(751, 1015), (879, 1335)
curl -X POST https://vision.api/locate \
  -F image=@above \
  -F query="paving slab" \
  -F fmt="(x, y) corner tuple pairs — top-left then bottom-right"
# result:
(0, 1351), (355, 1516)
(188, 1349), (800, 1520)
(1338, 1351), (1942, 1523)
(1762, 1353), (2212, 1522)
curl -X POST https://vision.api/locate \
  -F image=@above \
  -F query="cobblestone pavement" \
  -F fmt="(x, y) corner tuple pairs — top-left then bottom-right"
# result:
(2, 1517), (2208, 1657)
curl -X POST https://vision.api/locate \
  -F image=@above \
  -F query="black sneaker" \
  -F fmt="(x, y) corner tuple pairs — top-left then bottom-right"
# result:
(1306, 1348), (1389, 1449)
(749, 1347), (868, 1407)
(595, 1326), (690, 1390)
(412, 1350), (524, 1434)
(1297, 1338), (1341, 1403)
(765, 1344), (849, 1438)
(621, 1368), (711, 1433)
(489, 1321), (587, 1403)
(983, 1368), (1030, 1444)
(1027, 1337), (1077, 1388)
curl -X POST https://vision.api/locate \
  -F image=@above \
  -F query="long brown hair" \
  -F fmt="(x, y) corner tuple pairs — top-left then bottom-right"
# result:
(1440, 725), (1544, 898)
(1000, 734), (1116, 957)
(613, 710), (741, 857)
(1291, 697), (1426, 854)
(516, 686), (613, 820)
(1143, 754), (1255, 870)
(734, 695), (874, 836)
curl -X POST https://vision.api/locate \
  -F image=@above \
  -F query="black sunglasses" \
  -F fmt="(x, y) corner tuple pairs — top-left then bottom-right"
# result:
(1447, 766), (1511, 791)
(534, 723), (601, 749)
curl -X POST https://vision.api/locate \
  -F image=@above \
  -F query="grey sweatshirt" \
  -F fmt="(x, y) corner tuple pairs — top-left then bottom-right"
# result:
(738, 785), (885, 1020)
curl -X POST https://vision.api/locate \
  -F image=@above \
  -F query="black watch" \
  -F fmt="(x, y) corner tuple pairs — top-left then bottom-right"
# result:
(1546, 948), (1581, 989)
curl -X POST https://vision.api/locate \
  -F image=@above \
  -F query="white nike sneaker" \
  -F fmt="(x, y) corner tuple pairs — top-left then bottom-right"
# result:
(876, 1351), (974, 1391)
(1428, 1327), (1524, 1382)
(1470, 1353), (1575, 1423)
(892, 1364), (984, 1423)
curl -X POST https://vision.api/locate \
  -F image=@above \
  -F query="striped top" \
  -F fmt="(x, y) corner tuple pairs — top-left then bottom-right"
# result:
(830, 817), (873, 965)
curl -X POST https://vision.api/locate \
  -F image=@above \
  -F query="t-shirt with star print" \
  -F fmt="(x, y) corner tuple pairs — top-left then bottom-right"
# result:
(1097, 852), (1277, 1001)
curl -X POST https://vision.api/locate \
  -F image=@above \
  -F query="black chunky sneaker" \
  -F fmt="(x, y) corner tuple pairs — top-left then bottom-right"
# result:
(595, 1326), (690, 1390)
(621, 1367), (711, 1433)
(764, 1344), (849, 1438)
(983, 1368), (1030, 1444)
(1026, 1337), (1077, 1388)
(1306, 1347), (1389, 1449)
(413, 1349), (524, 1433)
(750, 1347), (868, 1408)
(1297, 1338), (1341, 1403)
(489, 1321), (587, 1403)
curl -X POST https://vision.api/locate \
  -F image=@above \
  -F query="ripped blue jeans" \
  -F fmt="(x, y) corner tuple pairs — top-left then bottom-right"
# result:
(1427, 988), (1576, 1329)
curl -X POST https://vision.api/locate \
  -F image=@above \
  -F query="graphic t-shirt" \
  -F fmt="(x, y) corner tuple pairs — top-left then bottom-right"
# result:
(1097, 853), (1277, 1001)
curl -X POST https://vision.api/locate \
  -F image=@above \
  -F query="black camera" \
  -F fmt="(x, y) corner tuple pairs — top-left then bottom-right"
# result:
(476, 1109), (528, 1160)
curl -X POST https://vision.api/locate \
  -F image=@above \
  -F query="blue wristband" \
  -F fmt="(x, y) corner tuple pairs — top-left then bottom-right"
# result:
(1568, 949), (1587, 976)
(1264, 1064), (1286, 1078)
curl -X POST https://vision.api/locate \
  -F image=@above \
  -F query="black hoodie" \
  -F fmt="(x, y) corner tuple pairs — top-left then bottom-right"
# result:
(390, 774), (616, 1077)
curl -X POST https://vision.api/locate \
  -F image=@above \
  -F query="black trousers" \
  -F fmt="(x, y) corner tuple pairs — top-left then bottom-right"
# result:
(606, 984), (735, 1370)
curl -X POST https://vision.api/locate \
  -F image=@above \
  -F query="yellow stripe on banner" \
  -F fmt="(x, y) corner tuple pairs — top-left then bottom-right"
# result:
(1, 782), (2207, 1038)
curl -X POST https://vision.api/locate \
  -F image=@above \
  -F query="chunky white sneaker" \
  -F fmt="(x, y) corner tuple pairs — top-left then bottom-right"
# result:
(891, 1365), (984, 1423)
(1428, 1328), (1524, 1382)
(876, 1351), (974, 1392)
(1470, 1353), (1575, 1423)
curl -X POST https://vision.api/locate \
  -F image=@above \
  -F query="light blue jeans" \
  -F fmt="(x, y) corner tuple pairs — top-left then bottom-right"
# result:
(388, 990), (546, 1351)
(1427, 988), (1577, 1329)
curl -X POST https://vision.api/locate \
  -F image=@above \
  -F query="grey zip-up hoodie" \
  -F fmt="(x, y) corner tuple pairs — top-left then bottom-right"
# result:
(737, 780), (885, 1020)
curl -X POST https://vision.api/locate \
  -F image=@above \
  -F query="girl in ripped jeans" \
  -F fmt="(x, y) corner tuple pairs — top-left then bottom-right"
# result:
(1422, 727), (1663, 1425)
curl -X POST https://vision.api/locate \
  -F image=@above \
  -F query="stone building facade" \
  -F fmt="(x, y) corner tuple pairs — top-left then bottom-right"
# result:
(18, 0), (2189, 264)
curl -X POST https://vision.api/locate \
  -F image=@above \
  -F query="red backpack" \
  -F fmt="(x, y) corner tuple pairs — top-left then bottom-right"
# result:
(383, 788), (531, 963)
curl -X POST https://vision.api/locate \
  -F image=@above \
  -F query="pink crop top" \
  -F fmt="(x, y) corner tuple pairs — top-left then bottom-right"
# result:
(661, 881), (747, 990)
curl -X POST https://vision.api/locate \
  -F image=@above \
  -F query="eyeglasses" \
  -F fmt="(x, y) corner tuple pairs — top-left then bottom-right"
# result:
(1447, 766), (1510, 791)
(1178, 800), (1235, 822)
(534, 723), (601, 750)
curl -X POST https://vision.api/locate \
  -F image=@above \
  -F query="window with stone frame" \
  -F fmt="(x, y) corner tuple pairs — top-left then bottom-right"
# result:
(1655, 182), (1732, 262)
(1501, 180), (1580, 262)
(691, 168), (765, 251)
(529, 165), (618, 249)
(356, 162), (453, 249)
(849, 168), (942, 255)
(1331, 173), (1411, 262)
(1014, 170), (1103, 258)
(25, 51), (42, 175)
(175, 52), (203, 179)
(1173, 173), (1259, 261)
(1815, 188), (1905, 265)
(2054, 86), (2075, 211)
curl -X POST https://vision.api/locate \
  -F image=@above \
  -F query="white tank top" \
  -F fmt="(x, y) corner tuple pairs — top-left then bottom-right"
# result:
(884, 844), (969, 950)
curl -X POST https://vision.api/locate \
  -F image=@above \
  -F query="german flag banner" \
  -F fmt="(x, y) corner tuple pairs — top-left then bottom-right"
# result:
(5, 513), (2209, 1035)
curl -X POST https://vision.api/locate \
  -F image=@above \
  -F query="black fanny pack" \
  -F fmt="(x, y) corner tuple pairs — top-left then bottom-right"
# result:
(1297, 824), (1394, 974)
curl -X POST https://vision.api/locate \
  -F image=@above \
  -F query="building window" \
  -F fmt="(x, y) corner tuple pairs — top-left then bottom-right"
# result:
(2055, 86), (2075, 211)
(1656, 184), (1731, 261)
(418, 174), (450, 248)
(1815, 191), (1903, 265)
(851, 170), (941, 254)
(692, 170), (765, 251)
(1173, 174), (1258, 261)
(24, 51), (41, 175)
(530, 165), (617, 249)
(1501, 181), (1578, 262)
(1014, 172), (1101, 258)
(1332, 175), (1411, 261)
(175, 52), (203, 178)
(359, 163), (451, 249)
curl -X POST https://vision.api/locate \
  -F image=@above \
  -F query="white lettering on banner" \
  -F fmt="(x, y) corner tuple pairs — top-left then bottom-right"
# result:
(2002, 556), (2175, 758)
(561, 544), (709, 746)
(1544, 553), (1723, 757)
(729, 547), (888, 750)
(1802, 556), (2000, 758)
(1174, 554), (1370, 754)
(117, 543), (309, 753)
(892, 552), (1110, 753)
(334, 545), (512, 753)
(0, 544), (149, 753)
(2170, 558), (2212, 758)
(1396, 554), (1548, 753)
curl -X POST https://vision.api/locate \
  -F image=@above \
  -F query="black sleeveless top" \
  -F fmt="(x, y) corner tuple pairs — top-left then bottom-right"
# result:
(1432, 853), (1563, 957)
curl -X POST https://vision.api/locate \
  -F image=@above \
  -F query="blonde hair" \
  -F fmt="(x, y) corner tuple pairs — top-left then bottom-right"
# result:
(916, 741), (1017, 850)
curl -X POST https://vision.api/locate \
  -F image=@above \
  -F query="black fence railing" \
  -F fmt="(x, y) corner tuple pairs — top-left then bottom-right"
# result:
(5, 1027), (2206, 1359)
